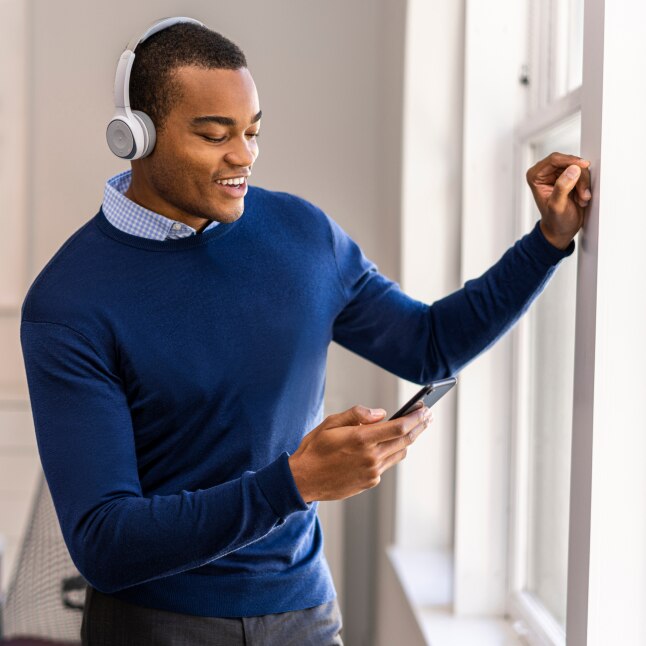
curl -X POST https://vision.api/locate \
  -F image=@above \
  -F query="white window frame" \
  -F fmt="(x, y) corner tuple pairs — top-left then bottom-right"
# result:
(528, 0), (584, 110)
(379, 0), (646, 643)
(513, 0), (646, 643)
(508, 91), (583, 646)
(511, 0), (646, 644)
(567, 0), (646, 644)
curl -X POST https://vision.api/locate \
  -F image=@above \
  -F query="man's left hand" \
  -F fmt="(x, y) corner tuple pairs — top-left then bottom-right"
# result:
(526, 152), (592, 250)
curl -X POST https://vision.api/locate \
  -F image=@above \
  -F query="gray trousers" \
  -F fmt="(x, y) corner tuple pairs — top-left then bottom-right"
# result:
(81, 586), (344, 646)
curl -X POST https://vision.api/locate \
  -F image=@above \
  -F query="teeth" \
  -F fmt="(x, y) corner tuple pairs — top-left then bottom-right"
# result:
(216, 177), (246, 186)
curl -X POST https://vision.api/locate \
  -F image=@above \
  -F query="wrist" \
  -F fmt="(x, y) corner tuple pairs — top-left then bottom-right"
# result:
(288, 454), (314, 504)
(539, 220), (572, 251)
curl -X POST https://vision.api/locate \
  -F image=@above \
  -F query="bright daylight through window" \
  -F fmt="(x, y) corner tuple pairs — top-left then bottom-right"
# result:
(525, 116), (581, 628)
(508, 1), (587, 643)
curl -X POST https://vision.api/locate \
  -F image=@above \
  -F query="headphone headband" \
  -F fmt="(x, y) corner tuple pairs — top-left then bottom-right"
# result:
(114, 16), (204, 110)
(126, 16), (204, 54)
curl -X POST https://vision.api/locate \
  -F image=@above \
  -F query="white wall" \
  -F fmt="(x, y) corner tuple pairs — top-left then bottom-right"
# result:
(0, 0), (408, 642)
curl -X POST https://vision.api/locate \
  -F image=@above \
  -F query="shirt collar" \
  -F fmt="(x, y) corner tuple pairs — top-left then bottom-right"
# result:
(102, 170), (220, 241)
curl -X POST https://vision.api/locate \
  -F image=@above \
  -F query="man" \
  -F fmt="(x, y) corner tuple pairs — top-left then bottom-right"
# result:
(20, 20), (591, 646)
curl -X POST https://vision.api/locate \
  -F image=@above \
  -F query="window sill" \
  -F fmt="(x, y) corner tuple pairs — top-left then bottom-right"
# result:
(387, 546), (524, 646)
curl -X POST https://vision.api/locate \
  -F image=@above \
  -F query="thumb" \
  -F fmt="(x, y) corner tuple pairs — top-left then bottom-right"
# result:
(322, 405), (387, 429)
(550, 165), (581, 213)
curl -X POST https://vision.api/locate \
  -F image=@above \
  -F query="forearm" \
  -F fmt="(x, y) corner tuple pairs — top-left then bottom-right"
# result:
(70, 453), (305, 593)
(332, 221), (573, 383)
(20, 320), (308, 594)
(419, 221), (574, 379)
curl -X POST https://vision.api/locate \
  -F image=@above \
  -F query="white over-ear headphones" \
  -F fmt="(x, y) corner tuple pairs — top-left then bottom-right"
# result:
(106, 16), (205, 159)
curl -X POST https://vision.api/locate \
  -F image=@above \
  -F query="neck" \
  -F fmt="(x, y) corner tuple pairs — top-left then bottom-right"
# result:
(125, 167), (211, 232)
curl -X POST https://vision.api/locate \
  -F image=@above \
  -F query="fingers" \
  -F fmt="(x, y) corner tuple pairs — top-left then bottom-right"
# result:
(309, 404), (433, 499)
(320, 405), (387, 431)
(363, 412), (433, 491)
(362, 405), (432, 444)
(549, 152), (590, 170)
(527, 152), (590, 181)
(549, 164), (583, 214)
(378, 445), (412, 476)
(575, 165), (592, 206)
(526, 152), (592, 204)
(377, 410), (433, 459)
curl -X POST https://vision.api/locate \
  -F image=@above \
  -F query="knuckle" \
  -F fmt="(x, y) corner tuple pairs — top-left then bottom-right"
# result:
(368, 476), (381, 489)
(354, 429), (369, 446)
(351, 404), (370, 421)
(363, 453), (379, 469)
(352, 428), (369, 449)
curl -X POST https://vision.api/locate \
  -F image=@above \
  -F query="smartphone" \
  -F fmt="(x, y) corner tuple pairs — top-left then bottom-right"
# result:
(388, 377), (457, 420)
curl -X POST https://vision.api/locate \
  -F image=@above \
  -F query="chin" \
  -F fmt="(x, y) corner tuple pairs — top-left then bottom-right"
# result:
(212, 200), (245, 223)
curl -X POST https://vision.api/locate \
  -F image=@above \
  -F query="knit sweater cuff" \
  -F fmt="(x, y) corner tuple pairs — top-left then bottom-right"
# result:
(525, 220), (576, 266)
(255, 452), (310, 519)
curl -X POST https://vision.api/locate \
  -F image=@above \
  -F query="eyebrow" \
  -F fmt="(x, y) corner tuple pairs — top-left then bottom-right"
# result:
(191, 110), (262, 127)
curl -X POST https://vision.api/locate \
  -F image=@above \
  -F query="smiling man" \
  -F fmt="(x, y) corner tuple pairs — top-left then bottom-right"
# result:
(19, 18), (591, 646)
(125, 63), (261, 228)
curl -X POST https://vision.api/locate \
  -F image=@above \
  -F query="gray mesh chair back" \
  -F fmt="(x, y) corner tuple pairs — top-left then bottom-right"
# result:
(1, 472), (85, 643)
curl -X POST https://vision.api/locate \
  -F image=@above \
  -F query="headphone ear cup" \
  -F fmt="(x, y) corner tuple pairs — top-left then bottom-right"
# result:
(106, 117), (138, 159)
(132, 110), (156, 158)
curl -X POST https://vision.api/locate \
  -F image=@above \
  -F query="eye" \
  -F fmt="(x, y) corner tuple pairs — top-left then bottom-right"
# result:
(246, 132), (260, 139)
(202, 135), (226, 144)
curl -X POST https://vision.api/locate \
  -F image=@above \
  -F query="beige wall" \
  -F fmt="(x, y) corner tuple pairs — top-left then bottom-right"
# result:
(0, 1), (408, 642)
(0, 0), (38, 604)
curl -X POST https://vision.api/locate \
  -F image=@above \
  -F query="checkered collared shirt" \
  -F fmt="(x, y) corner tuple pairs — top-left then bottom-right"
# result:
(102, 170), (220, 240)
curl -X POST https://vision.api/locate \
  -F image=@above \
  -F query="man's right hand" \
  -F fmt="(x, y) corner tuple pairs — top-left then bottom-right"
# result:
(288, 404), (433, 503)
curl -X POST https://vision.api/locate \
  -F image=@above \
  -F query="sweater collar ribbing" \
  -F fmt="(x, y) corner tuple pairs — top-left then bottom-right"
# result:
(94, 201), (248, 251)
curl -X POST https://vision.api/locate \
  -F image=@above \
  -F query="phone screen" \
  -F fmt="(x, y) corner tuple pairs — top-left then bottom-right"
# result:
(388, 377), (457, 420)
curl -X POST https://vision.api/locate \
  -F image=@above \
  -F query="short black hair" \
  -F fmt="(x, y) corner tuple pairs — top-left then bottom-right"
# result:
(129, 22), (247, 131)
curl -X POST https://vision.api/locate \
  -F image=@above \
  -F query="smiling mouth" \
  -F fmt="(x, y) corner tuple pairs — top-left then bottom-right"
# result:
(215, 176), (248, 186)
(214, 177), (248, 196)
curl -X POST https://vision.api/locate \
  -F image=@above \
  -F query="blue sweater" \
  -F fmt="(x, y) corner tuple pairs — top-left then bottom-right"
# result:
(20, 186), (573, 617)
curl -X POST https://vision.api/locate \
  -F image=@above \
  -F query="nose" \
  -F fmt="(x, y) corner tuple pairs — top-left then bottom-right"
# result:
(223, 134), (258, 168)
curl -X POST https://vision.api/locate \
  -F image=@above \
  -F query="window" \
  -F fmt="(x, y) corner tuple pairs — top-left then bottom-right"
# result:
(508, 3), (586, 640)
(380, 0), (646, 643)
(528, 0), (585, 108)
(510, 115), (581, 643)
